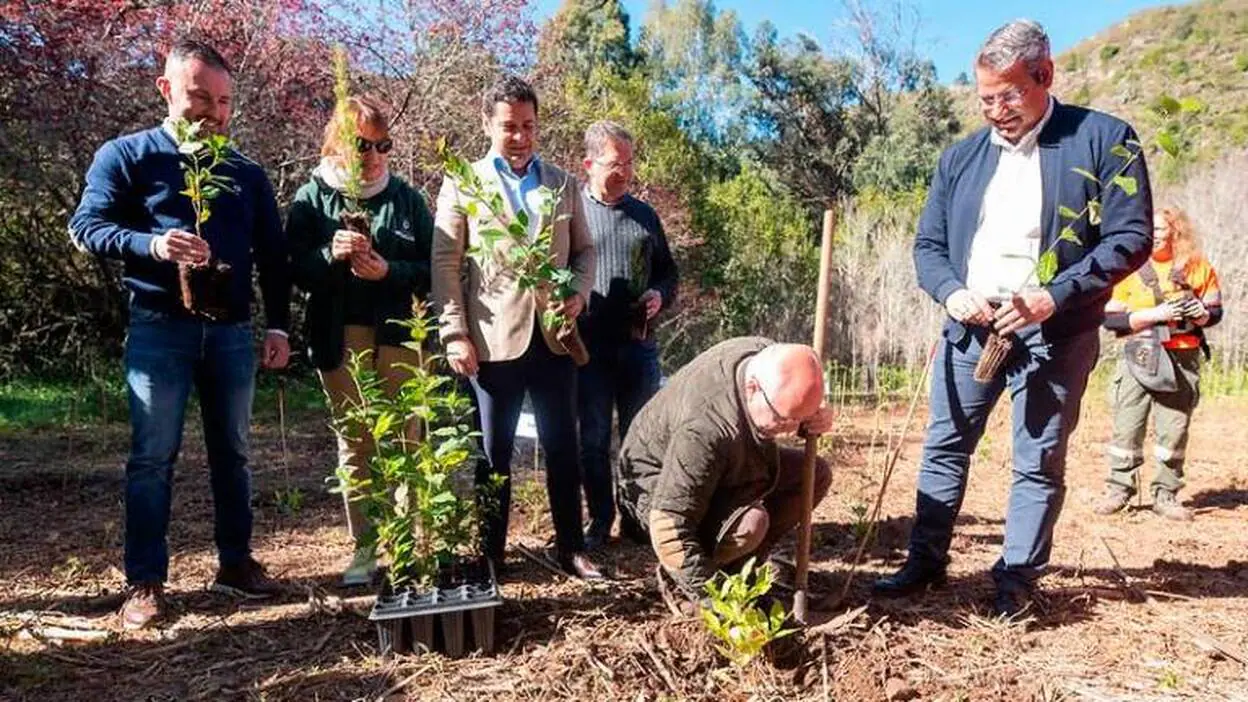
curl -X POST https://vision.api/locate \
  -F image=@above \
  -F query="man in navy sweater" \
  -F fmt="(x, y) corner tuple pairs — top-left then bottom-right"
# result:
(69, 40), (290, 630)
(871, 20), (1152, 617)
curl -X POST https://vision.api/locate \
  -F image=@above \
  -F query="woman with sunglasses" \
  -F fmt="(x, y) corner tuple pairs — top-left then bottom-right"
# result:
(287, 95), (433, 586)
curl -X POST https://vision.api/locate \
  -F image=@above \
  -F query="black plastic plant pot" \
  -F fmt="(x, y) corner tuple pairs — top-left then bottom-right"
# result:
(369, 557), (502, 657)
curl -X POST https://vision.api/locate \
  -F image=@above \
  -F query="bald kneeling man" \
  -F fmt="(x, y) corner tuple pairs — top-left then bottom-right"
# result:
(616, 336), (834, 606)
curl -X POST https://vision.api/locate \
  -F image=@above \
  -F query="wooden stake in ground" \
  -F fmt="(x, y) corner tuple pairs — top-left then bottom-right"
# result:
(794, 208), (836, 624)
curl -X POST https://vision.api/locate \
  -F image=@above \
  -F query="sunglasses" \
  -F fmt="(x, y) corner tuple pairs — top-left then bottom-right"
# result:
(356, 136), (393, 154)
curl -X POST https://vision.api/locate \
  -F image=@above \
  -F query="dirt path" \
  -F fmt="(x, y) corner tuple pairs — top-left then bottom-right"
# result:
(2, 391), (1246, 701)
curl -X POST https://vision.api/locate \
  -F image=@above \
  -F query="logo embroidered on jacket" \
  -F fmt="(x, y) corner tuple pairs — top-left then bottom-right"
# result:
(393, 218), (415, 241)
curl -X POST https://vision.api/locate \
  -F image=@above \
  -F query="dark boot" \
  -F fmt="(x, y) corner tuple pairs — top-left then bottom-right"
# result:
(871, 560), (947, 598)
(991, 586), (1033, 620)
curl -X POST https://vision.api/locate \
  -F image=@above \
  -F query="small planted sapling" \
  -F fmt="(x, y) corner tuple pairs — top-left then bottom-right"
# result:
(701, 557), (796, 667)
(440, 144), (591, 366)
(170, 118), (235, 319)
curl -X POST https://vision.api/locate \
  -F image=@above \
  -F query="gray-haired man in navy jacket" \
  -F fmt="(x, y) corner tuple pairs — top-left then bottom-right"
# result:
(873, 19), (1152, 617)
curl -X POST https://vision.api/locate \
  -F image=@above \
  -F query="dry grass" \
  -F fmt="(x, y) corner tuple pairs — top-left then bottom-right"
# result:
(2, 389), (1247, 701)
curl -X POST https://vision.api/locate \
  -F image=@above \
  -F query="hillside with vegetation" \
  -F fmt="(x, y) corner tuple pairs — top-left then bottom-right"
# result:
(952, 0), (1248, 181)
(1056, 0), (1248, 181)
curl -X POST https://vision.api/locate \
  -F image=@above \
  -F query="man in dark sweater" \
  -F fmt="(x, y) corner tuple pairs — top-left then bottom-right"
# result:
(616, 338), (833, 609)
(69, 40), (291, 630)
(575, 121), (678, 550)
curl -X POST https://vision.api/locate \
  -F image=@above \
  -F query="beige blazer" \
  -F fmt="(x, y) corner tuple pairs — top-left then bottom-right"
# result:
(431, 156), (595, 363)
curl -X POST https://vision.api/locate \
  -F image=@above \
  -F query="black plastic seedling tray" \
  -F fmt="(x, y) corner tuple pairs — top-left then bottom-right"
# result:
(369, 558), (502, 657)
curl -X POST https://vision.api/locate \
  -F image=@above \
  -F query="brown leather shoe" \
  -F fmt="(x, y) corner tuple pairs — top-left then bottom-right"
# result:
(1092, 484), (1133, 516)
(558, 551), (605, 581)
(211, 557), (282, 599)
(1152, 491), (1192, 521)
(120, 582), (166, 630)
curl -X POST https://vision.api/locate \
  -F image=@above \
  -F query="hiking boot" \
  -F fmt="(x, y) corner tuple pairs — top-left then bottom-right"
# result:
(1093, 484), (1133, 516)
(211, 557), (282, 599)
(120, 582), (167, 631)
(341, 545), (377, 587)
(1152, 491), (1192, 522)
(872, 560), (947, 598)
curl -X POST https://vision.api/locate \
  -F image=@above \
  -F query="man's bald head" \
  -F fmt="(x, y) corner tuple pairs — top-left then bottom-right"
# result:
(743, 343), (825, 437)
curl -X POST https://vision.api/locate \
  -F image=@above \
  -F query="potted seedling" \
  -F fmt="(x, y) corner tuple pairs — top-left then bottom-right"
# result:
(330, 300), (504, 657)
(439, 145), (591, 366)
(627, 242), (652, 341)
(330, 46), (371, 237)
(170, 118), (234, 319)
(974, 140), (1145, 382)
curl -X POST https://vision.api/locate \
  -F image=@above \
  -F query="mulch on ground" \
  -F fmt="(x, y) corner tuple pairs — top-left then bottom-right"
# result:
(2, 392), (1246, 701)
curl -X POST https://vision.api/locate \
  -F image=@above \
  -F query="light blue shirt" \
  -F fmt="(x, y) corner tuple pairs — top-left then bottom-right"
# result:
(490, 151), (543, 226)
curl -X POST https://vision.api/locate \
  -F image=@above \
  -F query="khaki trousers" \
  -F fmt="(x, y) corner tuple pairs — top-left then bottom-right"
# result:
(317, 325), (421, 542)
(1106, 349), (1201, 497)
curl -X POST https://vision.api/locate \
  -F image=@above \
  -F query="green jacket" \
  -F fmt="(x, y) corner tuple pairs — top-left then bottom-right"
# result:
(287, 174), (433, 370)
(617, 336), (783, 589)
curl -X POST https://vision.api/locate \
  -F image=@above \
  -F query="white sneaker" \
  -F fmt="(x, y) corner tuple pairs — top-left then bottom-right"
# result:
(341, 546), (377, 587)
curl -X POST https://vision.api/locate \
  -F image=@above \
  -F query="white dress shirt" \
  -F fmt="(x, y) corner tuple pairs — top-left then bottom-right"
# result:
(965, 98), (1055, 301)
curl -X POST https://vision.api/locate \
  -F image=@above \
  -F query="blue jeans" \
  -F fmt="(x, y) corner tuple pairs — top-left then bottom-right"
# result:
(123, 309), (257, 584)
(577, 337), (661, 534)
(470, 328), (584, 559)
(908, 323), (1098, 593)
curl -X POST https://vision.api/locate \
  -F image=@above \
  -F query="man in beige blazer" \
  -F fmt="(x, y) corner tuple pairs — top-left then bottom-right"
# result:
(432, 75), (602, 580)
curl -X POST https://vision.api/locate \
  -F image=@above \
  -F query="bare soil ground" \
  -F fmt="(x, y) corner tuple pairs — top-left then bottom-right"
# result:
(2, 390), (1246, 701)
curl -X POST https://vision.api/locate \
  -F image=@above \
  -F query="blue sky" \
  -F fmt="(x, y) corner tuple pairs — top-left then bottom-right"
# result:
(532, 0), (1182, 82)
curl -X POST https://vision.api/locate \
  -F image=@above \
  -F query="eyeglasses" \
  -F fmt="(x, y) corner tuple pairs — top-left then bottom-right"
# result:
(977, 85), (1029, 110)
(757, 383), (800, 426)
(592, 159), (633, 173)
(356, 136), (394, 154)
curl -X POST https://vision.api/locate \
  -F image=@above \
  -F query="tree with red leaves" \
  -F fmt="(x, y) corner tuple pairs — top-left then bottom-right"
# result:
(0, 0), (536, 376)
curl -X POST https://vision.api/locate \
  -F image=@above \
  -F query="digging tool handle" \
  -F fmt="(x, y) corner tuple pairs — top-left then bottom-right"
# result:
(794, 209), (835, 624)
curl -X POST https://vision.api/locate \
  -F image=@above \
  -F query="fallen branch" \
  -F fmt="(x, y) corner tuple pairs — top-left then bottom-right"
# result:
(375, 663), (435, 702)
(308, 624), (337, 655)
(1182, 626), (1248, 666)
(808, 604), (868, 636)
(1098, 537), (1246, 668)
(514, 543), (568, 579)
(639, 635), (680, 694)
(20, 624), (112, 643)
(820, 633), (830, 702)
